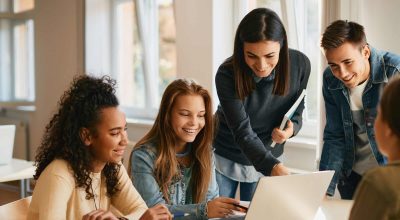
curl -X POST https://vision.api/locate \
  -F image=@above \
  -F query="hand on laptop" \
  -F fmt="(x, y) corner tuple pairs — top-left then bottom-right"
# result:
(206, 197), (241, 218)
(271, 163), (290, 176)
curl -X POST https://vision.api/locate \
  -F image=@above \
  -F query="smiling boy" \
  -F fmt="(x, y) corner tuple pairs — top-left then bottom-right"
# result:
(319, 20), (400, 199)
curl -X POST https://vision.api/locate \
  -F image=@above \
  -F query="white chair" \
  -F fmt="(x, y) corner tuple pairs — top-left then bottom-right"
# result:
(0, 196), (32, 220)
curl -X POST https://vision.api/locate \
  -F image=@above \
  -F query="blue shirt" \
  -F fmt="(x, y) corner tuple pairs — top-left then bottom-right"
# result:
(130, 142), (219, 220)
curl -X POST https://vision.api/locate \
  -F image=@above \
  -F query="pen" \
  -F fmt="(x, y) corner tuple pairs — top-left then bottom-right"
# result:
(172, 212), (190, 218)
(234, 203), (248, 212)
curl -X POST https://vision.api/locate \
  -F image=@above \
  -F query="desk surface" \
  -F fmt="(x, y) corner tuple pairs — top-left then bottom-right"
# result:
(0, 158), (35, 182)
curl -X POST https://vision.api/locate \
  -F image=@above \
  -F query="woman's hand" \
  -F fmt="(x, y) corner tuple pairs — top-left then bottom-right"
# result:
(206, 197), (241, 218)
(271, 163), (290, 176)
(139, 204), (172, 220)
(272, 120), (294, 144)
(82, 209), (118, 220)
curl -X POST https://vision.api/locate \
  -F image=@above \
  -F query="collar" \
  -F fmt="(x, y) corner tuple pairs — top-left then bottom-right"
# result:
(252, 69), (276, 83)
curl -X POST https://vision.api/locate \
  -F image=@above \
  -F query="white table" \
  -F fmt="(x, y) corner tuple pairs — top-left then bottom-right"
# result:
(0, 158), (35, 198)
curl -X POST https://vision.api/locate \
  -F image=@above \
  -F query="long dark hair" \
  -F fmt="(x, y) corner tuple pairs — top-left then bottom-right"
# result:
(34, 75), (121, 199)
(229, 7), (289, 99)
(130, 79), (213, 204)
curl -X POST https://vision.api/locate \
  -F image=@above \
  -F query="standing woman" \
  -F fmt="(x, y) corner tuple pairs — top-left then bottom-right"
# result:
(28, 75), (170, 220)
(213, 8), (311, 200)
(129, 79), (241, 219)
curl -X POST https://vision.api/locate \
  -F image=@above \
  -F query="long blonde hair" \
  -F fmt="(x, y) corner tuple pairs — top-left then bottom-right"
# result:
(130, 78), (213, 204)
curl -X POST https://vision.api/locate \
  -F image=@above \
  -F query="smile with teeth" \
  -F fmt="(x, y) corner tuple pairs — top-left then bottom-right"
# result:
(183, 128), (197, 134)
(113, 149), (125, 156)
(343, 74), (354, 82)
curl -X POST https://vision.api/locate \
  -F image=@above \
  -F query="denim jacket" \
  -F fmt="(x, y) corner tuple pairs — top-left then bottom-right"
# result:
(320, 46), (400, 196)
(130, 142), (219, 220)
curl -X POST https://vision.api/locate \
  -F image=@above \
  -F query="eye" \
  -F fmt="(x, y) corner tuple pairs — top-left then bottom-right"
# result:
(330, 65), (338, 70)
(344, 61), (353, 65)
(179, 112), (190, 117)
(247, 54), (257, 59)
(110, 130), (120, 136)
(198, 114), (205, 118)
(265, 54), (275, 59)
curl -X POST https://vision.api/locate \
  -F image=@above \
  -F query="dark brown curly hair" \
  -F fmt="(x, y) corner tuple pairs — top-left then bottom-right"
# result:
(34, 75), (121, 199)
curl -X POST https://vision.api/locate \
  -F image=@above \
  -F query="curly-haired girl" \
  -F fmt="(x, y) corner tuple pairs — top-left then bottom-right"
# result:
(28, 75), (171, 220)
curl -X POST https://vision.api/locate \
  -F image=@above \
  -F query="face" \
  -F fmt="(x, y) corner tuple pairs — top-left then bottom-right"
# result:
(325, 42), (371, 88)
(243, 40), (281, 78)
(171, 94), (206, 150)
(84, 107), (128, 172)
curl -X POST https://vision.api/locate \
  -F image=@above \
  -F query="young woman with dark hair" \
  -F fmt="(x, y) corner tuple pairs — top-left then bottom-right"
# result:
(213, 8), (311, 200)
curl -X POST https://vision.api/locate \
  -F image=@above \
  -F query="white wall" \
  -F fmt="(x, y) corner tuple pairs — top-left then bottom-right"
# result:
(360, 0), (400, 54)
(29, 0), (84, 159)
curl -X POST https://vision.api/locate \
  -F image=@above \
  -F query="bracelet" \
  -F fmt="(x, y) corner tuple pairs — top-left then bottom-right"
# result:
(204, 201), (209, 218)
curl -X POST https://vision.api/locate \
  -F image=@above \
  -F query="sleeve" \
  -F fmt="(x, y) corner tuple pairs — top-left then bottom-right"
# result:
(290, 52), (311, 136)
(205, 152), (219, 201)
(29, 162), (74, 220)
(130, 148), (208, 220)
(349, 174), (389, 220)
(111, 165), (148, 220)
(215, 66), (279, 176)
(319, 70), (346, 196)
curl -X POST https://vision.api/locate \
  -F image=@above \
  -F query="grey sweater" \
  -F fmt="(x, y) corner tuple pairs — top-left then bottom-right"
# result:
(213, 49), (311, 176)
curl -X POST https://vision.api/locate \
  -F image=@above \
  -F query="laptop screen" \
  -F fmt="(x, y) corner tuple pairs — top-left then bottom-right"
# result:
(245, 171), (334, 220)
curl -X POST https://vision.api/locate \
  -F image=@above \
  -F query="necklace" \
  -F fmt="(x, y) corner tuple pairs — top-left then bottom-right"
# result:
(90, 173), (101, 210)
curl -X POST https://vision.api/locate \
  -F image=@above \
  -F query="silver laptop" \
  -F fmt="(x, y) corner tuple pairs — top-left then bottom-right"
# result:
(0, 125), (16, 165)
(245, 171), (334, 220)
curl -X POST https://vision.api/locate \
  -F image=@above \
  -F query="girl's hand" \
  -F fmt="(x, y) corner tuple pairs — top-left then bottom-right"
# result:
(139, 204), (172, 220)
(82, 209), (118, 220)
(206, 197), (241, 218)
(272, 120), (294, 144)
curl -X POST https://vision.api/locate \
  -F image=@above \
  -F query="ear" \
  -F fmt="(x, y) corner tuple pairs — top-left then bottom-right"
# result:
(362, 44), (371, 59)
(79, 127), (92, 146)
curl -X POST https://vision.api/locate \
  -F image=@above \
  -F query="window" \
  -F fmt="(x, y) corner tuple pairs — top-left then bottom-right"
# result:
(247, 0), (321, 138)
(85, 0), (177, 119)
(0, 0), (35, 102)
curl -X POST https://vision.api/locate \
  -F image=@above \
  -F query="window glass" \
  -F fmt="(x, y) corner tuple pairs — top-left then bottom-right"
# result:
(0, 4), (35, 102)
(85, 0), (177, 119)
